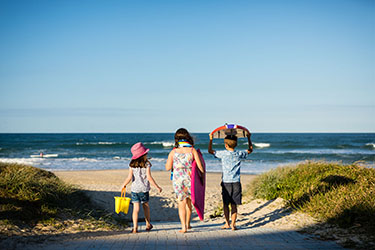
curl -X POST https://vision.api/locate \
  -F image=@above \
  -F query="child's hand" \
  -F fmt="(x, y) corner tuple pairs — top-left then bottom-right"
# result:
(247, 132), (253, 154)
(209, 133), (213, 140)
(157, 187), (162, 193)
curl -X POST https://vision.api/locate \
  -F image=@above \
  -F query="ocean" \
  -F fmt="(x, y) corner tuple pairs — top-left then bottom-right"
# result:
(0, 133), (374, 174)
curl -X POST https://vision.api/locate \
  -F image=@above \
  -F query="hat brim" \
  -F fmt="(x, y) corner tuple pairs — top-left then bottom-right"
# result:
(131, 148), (149, 160)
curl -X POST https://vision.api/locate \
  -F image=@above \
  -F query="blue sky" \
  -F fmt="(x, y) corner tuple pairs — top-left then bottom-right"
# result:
(0, 0), (374, 133)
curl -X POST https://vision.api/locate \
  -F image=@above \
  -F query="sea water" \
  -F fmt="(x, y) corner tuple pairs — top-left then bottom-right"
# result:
(0, 133), (374, 174)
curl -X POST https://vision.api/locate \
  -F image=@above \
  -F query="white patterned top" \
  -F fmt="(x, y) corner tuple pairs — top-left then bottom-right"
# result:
(131, 166), (151, 193)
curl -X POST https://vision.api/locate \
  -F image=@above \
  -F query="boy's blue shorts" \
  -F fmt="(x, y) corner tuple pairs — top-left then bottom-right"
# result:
(221, 182), (242, 205)
(131, 191), (149, 203)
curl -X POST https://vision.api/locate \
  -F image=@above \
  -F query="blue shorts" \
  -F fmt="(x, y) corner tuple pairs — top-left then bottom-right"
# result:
(221, 182), (242, 205)
(131, 191), (149, 203)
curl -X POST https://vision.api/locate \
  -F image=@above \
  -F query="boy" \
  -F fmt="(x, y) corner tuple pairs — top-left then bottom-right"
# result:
(208, 133), (253, 230)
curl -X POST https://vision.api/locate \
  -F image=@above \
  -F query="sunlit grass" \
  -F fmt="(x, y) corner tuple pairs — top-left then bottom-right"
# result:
(0, 162), (127, 235)
(248, 161), (375, 234)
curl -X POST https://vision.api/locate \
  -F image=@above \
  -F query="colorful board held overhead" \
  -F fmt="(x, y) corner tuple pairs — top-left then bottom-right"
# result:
(210, 124), (250, 139)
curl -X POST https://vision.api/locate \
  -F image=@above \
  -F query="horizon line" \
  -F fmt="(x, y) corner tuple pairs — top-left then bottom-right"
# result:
(1, 131), (374, 134)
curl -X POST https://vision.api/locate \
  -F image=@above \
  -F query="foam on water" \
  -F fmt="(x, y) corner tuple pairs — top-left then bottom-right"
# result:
(0, 157), (45, 166)
(149, 141), (174, 147)
(76, 142), (125, 145)
(269, 148), (375, 155)
(1, 133), (374, 173)
(253, 143), (271, 148)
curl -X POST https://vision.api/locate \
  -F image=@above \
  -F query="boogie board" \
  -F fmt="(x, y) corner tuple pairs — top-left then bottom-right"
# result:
(30, 154), (58, 158)
(210, 123), (250, 139)
(191, 149), (206, 221)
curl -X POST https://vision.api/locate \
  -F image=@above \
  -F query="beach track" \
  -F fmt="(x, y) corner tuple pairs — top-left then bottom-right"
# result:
(21, 220), (344, 250)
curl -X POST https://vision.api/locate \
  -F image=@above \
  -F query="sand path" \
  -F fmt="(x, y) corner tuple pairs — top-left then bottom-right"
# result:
(14, 169), (345, 250)
(54, 170), (317, 229)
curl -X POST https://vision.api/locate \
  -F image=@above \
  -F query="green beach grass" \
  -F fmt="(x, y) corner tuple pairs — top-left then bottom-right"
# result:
(248, 161), (375, 235)
(0, 162), (127, 237)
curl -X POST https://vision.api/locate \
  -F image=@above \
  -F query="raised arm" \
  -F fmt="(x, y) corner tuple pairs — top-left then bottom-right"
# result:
(122, 168), (133, 190)
(146, 167), (162, 193)
(208, 133), (215, 155)
(165, 150), (174, 171)
(247, 132), (253, 154)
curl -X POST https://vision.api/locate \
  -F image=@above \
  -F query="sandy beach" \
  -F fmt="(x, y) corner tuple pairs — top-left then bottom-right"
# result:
(2, 168), (366, 249)
(54, 169), (318, 230)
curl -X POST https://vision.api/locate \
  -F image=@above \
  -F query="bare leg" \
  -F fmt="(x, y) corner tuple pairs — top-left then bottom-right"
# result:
(178, 199), (187, 233)
(186, 198), (192, 229)
(132, 202), (140, 233)
(230, 204), (238, 230)
(221, 203), (230, 229)
(142, 202), (152, 230)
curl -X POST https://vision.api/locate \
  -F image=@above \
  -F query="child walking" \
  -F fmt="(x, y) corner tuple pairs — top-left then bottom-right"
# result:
(165, 128), (205, 233)
(122, 142), (162, 233)
(208, 133), (253, 230)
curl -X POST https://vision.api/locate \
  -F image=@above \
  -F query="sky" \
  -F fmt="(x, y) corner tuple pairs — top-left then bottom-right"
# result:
(0, 0), (374, 133)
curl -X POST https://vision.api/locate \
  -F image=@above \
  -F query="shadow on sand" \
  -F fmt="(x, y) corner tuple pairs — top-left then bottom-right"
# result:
(83, 189), (180, 222)
(1, 180), (362, 249)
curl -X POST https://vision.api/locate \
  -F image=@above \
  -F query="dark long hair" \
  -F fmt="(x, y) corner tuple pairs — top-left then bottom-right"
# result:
(129, 154), (151, 168)
(174, 128), (194, 148)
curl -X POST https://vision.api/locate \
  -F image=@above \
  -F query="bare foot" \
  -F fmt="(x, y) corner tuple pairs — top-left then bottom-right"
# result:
(187, 225), (192, 229)
(231, 225), (237, 231)
(146, 224), (153, 231)
(178, 229), (187, 233)
(131, 228), (138, 234)
(221, 224), (230, 229)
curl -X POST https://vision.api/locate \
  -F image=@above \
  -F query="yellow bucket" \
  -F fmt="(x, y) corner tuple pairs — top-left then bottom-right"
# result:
(114, 188), (131, 214)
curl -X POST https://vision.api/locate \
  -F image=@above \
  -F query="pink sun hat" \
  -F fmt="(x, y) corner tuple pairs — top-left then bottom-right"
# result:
(131, 142), (149, 160)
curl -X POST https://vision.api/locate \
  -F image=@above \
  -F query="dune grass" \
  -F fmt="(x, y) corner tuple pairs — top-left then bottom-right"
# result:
(249, 161), (375, 234)
(0, 162), (126, 235)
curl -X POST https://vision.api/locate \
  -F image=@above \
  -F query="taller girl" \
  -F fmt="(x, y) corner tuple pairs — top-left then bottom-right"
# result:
(165, 128), (205, 233)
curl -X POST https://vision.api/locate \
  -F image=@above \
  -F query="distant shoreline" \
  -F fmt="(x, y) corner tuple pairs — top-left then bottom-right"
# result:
(52, 168), (257, 175)
(1, 132), (375, 134)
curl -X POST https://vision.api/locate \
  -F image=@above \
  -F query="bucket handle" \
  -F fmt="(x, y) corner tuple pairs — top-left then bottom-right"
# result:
(121, 187), (126, 198)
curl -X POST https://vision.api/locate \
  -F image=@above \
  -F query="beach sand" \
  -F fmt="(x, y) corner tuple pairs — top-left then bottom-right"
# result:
(54, 169), (318, 230)
(0, 169), (367, 249)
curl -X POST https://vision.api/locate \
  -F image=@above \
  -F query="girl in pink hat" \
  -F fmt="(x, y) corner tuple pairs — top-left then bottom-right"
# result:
(165, 128), (205, 233)
(122, 142), (162, 233)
